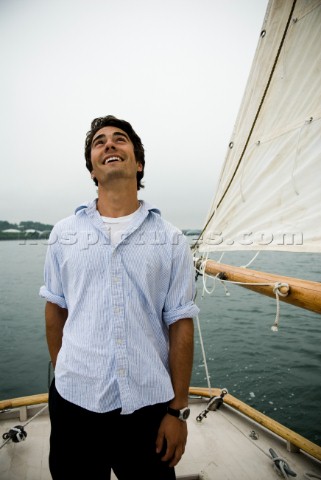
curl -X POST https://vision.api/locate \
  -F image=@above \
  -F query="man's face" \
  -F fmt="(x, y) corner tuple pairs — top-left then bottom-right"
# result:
(90, 126), (142, 187)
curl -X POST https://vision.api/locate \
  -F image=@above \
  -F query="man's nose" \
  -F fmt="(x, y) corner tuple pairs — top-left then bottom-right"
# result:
(104, 138), (116, 150)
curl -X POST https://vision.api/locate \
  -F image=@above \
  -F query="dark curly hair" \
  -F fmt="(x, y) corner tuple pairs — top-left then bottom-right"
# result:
(85, 115), (145, 190)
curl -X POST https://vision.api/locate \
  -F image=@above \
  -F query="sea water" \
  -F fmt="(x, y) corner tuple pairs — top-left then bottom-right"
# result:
(0, 240), (320, 446)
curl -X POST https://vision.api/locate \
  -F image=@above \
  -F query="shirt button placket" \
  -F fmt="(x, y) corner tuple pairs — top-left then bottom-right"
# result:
(111, 250), (130, 408)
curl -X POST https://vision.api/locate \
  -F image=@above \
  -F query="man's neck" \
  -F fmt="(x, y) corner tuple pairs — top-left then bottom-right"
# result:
(96, 184), (140, 218)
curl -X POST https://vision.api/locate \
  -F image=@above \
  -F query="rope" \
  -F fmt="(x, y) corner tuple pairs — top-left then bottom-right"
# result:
(195, 314), (212, 394)
(22, 404), (48, 428)
(195, 257), (289, 331)
(240, 250), (260, 268)
(0, 437), (11, 450)
(271, 283), (289, 332)
(269, 448), (297, 478)
(195, 254), (230, 298)
(272, 456), (290, 478)
(194, 254), (216, 296)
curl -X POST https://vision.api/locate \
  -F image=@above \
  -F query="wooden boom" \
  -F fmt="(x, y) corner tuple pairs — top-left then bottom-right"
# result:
(199, 259), (321, 315)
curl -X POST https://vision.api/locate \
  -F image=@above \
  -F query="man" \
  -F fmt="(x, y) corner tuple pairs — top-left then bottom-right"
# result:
(40, 115), (199, 479)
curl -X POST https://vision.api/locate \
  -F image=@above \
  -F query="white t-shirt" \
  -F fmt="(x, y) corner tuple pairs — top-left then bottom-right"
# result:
(101, 204), (141, 245)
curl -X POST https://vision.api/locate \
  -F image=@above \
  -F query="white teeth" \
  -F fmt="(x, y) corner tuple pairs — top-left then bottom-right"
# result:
(104, 156), (122, 164)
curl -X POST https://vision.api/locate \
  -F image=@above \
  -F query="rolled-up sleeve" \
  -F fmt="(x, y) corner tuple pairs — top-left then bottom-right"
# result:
(162, 237), (199, 325)
(39, 231), (67, 309)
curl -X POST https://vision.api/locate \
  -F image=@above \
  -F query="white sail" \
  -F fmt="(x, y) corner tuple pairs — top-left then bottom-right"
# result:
(199, 0), (321, 253)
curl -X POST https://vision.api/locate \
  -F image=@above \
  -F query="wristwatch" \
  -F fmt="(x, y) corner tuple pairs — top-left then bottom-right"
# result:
(167, 406), (190, 421)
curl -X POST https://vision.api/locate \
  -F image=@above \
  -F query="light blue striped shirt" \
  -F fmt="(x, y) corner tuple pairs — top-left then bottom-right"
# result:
(40, 199), (199, 414)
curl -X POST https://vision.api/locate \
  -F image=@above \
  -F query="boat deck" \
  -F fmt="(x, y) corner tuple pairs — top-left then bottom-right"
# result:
(1, 397), (321, 479)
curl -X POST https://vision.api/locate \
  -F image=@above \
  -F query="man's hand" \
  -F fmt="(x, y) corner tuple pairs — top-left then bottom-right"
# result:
(155, 413), (188, 467)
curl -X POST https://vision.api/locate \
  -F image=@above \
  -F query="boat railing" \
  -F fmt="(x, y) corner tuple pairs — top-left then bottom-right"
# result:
(189, 387), (321, 462)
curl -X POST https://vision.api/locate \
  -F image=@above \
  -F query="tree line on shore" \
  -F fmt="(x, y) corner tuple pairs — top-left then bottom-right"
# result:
(0, 220), (53, 240)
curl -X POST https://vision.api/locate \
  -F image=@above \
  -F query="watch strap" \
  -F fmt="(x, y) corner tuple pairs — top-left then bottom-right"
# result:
(167, 406), (190, 421)
(167, 406), (180, 418)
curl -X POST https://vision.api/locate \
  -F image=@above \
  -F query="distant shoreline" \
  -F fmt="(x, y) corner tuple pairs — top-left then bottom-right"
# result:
(0, 221), (53, 241)
(0, 235), (51, 241)
(1, 226), (201, 241)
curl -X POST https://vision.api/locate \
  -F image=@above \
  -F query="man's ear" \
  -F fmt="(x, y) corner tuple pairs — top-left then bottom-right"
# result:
(137, 162), (143, 172)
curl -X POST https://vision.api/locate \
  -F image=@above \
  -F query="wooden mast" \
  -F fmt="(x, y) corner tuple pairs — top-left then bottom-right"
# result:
(197, 259), (321, 315)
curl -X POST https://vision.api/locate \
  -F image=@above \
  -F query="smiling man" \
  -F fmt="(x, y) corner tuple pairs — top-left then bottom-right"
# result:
(40, 115), (199, 479)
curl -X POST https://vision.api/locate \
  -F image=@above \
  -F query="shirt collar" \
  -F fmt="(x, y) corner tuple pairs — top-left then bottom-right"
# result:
(74, 199), (161, 217)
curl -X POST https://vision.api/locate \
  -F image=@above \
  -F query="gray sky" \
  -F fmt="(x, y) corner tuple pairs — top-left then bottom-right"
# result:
(1, 0), (268, 229)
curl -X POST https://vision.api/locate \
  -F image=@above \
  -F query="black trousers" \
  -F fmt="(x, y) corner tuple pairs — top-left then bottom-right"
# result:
(48, 380), (176, 480)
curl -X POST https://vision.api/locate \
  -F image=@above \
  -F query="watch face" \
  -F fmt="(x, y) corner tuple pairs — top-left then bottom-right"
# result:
(181, 408), (190, 420)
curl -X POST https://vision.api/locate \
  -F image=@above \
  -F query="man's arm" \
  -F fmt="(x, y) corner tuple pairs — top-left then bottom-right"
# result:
(156, 317), (194, 467)
(168, 317), (194, 409)
(45, 301), (68, 368)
